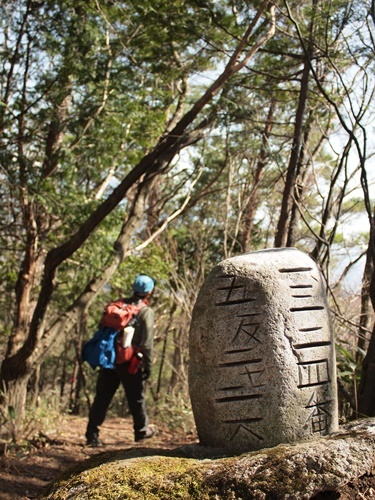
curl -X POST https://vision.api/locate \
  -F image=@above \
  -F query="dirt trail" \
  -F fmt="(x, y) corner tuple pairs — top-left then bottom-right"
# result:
(1, 416), (375, 499)
(0, 416), (197, 499)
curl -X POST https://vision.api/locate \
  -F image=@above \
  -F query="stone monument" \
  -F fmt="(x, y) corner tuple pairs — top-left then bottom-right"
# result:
(188, 248), (338, 453)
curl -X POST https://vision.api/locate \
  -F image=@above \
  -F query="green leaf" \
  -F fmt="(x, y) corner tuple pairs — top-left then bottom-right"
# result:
(8, 406), (15, 420)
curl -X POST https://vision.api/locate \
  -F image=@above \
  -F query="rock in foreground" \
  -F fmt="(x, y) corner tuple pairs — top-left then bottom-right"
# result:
(189, 248), (338, 453)
(44, 418), (375, 499)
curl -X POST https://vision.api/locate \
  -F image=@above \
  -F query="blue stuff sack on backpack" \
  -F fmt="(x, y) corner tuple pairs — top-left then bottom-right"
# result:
(82, 326), (118, 369)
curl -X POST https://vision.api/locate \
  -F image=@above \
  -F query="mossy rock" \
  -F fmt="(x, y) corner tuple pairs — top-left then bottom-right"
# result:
(44, 418), (375, 499)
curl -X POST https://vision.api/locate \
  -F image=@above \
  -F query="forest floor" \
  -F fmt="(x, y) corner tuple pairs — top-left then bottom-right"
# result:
(0, 415), (375, 499)
(0, 415), (198, 499)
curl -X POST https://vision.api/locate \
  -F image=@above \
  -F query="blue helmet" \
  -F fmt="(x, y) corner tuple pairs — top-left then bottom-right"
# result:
(132, 275), (155, 296)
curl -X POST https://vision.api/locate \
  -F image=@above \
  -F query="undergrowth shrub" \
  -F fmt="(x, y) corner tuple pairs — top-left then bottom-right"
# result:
(0, 391), (64, 455)
(150, 392), (196, 435)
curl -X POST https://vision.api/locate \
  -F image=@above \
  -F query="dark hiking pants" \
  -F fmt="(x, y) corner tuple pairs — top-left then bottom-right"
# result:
(86, 363), (148, 439)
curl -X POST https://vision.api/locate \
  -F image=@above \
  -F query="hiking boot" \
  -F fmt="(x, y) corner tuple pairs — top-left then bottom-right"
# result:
(86, 433), (104, 447)
(134, 427), (155, 442)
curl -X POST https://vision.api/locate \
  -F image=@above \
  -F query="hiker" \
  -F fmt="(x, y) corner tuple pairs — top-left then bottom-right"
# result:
(85, 274), (156, 446)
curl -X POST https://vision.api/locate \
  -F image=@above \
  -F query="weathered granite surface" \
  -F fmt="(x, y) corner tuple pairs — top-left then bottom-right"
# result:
(44, 418), (375, 499)
(189, 248), (338, 453)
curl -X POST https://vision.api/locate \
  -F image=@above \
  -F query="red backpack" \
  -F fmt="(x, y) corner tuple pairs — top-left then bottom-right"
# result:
(100, 298), (147, 330)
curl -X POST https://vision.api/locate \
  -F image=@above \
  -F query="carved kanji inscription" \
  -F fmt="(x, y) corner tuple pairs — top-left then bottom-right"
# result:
(189, 248), (338, 453)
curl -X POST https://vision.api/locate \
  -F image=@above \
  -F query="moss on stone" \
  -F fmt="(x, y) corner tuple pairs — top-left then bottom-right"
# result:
(44, 419), (375, 499)
(45, 455), (212, 499)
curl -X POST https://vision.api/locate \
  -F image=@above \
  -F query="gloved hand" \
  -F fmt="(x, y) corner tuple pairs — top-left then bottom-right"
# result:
(142, 367), (151, 380)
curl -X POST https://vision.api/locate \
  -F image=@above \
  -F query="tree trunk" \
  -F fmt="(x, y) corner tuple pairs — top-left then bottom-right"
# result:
(69, 317), (87, 415)
(156, 304), (177, 398)
(274, 58), (311, 247)
(286, 112), (315, 247)
(2, 372), (29, 439)
(241, 99), (275, 252)
(274, 0), (317, 248)
(358, 245), (374, 359)
(358, 209), (375, 417)
(358, 321), (375, 417)
(169, 326), (188, 393)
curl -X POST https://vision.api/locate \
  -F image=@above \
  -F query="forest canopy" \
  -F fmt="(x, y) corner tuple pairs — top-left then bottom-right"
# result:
(0, 0), (374, 439)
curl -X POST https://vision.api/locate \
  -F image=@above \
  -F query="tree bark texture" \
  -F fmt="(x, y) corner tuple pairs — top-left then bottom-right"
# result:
(274, 0), (318, 248)
(358, 209), (375, 417)
(274, 57), (311, 247)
